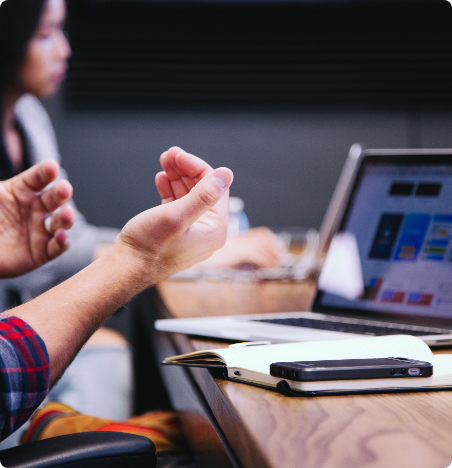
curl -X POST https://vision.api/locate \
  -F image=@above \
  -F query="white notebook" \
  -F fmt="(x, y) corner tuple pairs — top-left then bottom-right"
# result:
(163, 335), (452, 395)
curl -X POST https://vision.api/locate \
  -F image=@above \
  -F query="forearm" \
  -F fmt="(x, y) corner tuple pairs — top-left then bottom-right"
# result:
(5, 150), (232, 390)
(45, 224), (119, 280)
(12, 245), (150, 386)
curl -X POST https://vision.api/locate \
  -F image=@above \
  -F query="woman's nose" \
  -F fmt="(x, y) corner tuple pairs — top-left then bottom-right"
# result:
(56, 30), (72, 61)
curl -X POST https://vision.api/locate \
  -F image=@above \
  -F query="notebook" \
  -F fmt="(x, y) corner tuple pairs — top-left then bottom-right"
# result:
(155, 145), (452, 347)
(162, 335), (452, 396)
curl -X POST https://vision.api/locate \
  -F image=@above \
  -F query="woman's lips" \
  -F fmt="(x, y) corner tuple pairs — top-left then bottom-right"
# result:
(52, 68), (67, 84)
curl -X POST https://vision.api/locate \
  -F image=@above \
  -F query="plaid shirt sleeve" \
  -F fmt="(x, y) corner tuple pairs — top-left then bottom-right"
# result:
(0, 313), (50, 440)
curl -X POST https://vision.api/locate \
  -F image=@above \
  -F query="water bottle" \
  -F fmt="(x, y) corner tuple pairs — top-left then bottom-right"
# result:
(228, 197), (250, 236)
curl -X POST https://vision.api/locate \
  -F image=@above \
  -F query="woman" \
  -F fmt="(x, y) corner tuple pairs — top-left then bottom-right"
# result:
(0, 0), (286, 436)
(0, 0), (119, 310)
(0, 0), (134, 448)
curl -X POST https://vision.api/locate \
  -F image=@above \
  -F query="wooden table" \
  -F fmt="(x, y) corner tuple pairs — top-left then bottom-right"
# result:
(151, 278), (452, 468)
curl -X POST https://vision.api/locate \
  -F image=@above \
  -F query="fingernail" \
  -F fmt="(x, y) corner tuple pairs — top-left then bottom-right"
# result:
(214, 168), (233, 189)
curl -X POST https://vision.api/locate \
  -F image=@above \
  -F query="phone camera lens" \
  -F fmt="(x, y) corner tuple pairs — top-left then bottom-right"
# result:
(390, 369), (395, 375)
(401, 368), (407, 375)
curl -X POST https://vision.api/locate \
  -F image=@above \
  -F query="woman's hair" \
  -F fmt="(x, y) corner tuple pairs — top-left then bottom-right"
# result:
(0, 0), (47, 178)
(0, 0), (47, 95)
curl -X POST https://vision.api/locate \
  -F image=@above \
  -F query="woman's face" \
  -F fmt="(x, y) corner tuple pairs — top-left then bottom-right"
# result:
(16, 0), (71, 98)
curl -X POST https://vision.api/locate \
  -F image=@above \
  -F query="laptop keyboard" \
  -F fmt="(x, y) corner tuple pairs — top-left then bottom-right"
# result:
(254, 317), (447, 336)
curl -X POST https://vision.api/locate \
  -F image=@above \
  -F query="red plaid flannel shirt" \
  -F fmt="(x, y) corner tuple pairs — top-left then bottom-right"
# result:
(0, 313), (49, 440)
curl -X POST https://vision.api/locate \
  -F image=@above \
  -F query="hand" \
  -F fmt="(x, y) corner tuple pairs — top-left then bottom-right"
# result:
(0, 160), (75, 278)
(15, 149), (231, 385)
(202, 227), (286, 269)
(155, 146), (214, 204)
(115, 147), (233, 283)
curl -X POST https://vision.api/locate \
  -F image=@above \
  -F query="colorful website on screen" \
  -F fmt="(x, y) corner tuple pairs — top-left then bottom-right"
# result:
(320, 163), (452, 319)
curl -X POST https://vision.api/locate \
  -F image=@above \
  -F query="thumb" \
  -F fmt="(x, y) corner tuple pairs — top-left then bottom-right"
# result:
(166, 167), (233, 230)
(11, 160), (60, 194)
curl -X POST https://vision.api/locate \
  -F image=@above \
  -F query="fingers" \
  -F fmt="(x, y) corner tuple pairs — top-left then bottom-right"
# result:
(40, 179), (73, 212)
(173, 149), (212, 180)
(16, 160), (60, 192)
(214, 228), (284, 269)
(160, 150), (193, 199)
(237, 244), (280, 269)
(46, 228), (71, 260)
(248, 227), (286, 259)
(249, 228), (286, 267)
(45, 205), (75, 234)
(164, 167), (233, 230)
(44, 205), (74, 261)
(155, 172), (175, 204)
(159, 148), (182, 181)
(161, 147), (212, 179)
(160, 147), (213, 200)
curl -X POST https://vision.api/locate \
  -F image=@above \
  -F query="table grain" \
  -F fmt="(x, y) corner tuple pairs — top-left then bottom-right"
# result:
(156, 278), (452, 468)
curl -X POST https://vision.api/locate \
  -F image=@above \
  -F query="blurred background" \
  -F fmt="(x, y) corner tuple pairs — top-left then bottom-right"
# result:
(44, 0), (452, 232)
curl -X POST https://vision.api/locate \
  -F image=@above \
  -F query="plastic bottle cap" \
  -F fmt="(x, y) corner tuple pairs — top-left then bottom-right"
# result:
(229, 197), (245, 214)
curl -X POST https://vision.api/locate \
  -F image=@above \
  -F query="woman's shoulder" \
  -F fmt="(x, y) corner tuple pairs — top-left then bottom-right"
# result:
(15, 94), (52, 127)
(14, 94), (61, 164)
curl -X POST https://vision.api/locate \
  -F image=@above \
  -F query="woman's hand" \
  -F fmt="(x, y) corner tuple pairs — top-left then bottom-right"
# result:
(0, 160), (75, 278)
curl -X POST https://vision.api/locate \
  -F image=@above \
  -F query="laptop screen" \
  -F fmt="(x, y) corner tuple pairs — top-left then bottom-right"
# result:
(314, 153), (452, 321)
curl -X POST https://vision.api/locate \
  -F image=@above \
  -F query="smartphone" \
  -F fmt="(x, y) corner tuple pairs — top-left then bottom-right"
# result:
(269, 357), (433, 381)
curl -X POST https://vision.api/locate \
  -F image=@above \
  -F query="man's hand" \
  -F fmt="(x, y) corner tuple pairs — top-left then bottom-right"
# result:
(13, 148), (231, 385)
(0, 160), (75, 278)
(115, 147), (233, 284)
(157, 150), (284, 270)
(155, 146), (214, 204)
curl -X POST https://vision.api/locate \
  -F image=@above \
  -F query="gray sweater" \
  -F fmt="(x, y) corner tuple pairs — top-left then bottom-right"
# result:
(0, 95), (119, 310)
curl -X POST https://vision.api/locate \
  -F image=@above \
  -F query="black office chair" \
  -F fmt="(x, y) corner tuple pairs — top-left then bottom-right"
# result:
(0, 431), (156, 468)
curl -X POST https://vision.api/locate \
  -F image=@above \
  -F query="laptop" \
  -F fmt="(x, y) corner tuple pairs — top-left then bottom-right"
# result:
(155, 146), (452, 347)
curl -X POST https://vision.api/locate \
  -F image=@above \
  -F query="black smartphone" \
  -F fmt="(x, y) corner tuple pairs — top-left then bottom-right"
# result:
(269, 357), (433, 381)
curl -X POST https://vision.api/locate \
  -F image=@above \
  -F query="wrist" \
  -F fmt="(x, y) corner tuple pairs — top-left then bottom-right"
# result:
(101, 242), (158, 297)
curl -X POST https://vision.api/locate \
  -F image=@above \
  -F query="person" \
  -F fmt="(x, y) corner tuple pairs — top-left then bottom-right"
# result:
(0, 145), (234, 441)
(0, 0), (282, 442)
(0, 0), (283, 438)
(0, 0), (119, 312)
(0, 0), (284, 298)
(0, 0), (136, 432)
(0, 0), (283, 311)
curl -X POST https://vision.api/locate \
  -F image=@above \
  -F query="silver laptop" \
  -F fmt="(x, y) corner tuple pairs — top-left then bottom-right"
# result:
(156, 146), (452, 347)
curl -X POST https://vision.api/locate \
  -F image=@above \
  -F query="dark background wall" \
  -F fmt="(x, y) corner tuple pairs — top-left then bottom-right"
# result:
(43, 0), (452, 231)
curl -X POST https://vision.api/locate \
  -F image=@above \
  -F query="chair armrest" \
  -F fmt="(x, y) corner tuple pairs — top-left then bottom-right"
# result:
(0, 431), (156, 468)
